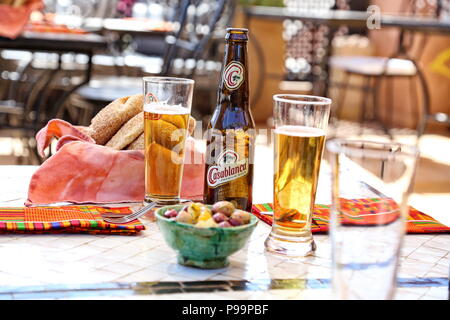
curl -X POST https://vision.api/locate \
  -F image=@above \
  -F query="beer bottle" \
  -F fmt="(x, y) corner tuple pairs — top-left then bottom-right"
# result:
(204, 28), (255, 212)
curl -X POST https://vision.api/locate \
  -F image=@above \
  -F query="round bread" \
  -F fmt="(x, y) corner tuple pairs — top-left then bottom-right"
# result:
(127, 132), (144, 150)
(89, 94), (143, 145)
(126, 116), (196, 151)
(149, 119), (184, 150)
(105, 112), (144, 150)
(188, 116), (196, 135)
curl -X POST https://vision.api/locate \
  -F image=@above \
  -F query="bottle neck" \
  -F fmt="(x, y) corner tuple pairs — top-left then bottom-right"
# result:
(218, 40), (249, 110)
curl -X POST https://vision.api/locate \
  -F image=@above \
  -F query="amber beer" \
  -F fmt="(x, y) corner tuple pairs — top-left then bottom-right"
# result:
(204, 28), (255, 211)
(273, 125), (326, 235)
(144, 103), (189, 204)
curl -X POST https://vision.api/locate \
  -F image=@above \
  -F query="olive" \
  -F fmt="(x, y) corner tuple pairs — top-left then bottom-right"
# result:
(187, 202), (206, 220)
(228, 218), (243, 226)
(175, 210), (194, 224)
(164, 209), (178, 218)
(200, 205), (212, 216)
(198, 210), (212, 222)
(230, 210), (251, 224)
(195, 218), (218, 228)
(218, 221), (232, 228)
(187, 202), (212, 220)
(212, 201), (235, 217)
(212, 212), (228, 223)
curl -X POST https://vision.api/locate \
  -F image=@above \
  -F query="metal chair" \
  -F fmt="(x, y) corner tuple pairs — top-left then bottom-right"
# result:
(159, 0), (236, 118)
(160, 0), (233, 76)
(75, 0), (234, 115)
(0, 52), (58, 164)
(329, 0), (449, 138)
(74, 0), (191, 107)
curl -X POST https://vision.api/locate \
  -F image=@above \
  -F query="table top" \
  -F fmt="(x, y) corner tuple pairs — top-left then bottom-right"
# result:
(100, 18), (173, 36)
(0, 31), (107, 54)
(0, 147), (448, 300)
(244, 6), (450, 34)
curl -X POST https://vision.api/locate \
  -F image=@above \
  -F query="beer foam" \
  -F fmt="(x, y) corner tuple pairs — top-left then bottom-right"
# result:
(274, 125), (325, 137)
(144, 103), (189, 115)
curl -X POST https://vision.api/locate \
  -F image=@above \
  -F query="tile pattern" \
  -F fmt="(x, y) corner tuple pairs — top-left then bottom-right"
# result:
(0, 165), (448, 300)
(0, 277), (446, 300)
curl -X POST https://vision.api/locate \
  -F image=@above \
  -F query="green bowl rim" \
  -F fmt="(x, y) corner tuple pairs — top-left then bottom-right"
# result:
(155, 204), (258, 231)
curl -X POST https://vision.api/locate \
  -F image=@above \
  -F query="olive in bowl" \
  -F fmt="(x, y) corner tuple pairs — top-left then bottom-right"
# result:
(155, 202), (257, 269)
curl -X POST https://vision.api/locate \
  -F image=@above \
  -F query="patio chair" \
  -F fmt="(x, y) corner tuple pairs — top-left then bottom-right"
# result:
(0, 52), (59, 164)
(75, 0), (233, 111)
(329, 0), (449, 137)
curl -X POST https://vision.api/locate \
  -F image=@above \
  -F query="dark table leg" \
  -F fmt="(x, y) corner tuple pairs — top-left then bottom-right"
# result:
(323, 25), (339, 99)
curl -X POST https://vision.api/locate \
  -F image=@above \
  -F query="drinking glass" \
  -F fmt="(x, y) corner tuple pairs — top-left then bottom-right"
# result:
(264, 94), (331, 257)
(327, 139), (418, 299)
(143, 77), (194, 205)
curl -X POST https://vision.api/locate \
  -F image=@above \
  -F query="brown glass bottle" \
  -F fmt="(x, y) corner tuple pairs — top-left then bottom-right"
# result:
(204, 28), (255, 212)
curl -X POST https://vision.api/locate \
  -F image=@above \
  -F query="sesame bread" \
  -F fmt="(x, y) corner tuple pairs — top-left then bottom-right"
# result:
(105, 112), (144, 150)
(89, 94), (143, 145)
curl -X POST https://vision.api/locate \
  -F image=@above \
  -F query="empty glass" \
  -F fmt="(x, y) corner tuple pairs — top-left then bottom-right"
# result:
(327, 139), (418, 299)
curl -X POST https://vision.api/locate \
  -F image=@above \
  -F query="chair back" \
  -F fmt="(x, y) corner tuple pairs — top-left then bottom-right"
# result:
(160, 0), (236, 76)
(395, 0), (442, 61)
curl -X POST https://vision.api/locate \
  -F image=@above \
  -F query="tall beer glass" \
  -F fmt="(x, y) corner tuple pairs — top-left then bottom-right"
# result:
(143, 77), (194, 205)
(265, 94), (331, 257)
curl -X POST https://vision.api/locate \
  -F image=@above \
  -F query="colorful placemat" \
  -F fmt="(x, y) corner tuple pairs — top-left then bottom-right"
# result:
(252, 199), (450, 234)
(0, 205), (145, 235)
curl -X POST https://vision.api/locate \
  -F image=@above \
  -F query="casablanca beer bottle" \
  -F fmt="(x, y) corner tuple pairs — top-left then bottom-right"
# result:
(204, 28), (255, 212)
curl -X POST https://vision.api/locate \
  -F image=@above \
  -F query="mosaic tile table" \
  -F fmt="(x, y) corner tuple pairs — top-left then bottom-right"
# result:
(0, 162), (448, 300)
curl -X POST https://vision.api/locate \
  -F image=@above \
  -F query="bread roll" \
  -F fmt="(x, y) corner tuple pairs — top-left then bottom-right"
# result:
(89, 94), (143, 145)
(160, 114), (186, 129)
(151, 119), (184, 150)
(105, 112), (144, 150)
(126, 115), (196, 151)
(188, 116), (196, 135)
(127, 132), (144, 150)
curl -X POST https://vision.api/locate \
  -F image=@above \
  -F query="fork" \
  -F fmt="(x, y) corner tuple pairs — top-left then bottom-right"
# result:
(102, 202), (157, 224)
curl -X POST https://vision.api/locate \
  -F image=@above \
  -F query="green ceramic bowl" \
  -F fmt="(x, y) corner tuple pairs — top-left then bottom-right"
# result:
(155, 205), (258, 269)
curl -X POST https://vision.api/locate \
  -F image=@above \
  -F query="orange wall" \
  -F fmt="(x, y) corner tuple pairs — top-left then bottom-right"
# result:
(233, 6), (286, 126)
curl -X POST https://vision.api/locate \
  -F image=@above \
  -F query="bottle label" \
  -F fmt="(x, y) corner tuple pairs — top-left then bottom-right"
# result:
(207, 150), (248, 188)
(223, 61), (245, 91)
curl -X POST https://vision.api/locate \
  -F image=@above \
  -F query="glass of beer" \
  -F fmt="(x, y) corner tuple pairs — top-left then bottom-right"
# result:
(143, 77), (194, 205)
(265, 94), (331, 257)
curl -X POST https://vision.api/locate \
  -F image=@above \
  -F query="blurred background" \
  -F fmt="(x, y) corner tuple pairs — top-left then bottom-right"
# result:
(0, 0), (449, 219)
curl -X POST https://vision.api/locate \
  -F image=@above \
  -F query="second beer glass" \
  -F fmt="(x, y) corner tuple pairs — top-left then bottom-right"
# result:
(265, 94), (331, 257)
(143, 77), (194, 205)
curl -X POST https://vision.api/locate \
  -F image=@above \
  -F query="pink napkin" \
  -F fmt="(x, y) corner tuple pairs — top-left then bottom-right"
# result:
(0, 1), (43, 39)
(26, 119), (205, 206)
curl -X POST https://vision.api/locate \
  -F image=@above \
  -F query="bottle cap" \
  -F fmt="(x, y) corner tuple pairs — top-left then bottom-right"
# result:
(225, 28), (248, 41)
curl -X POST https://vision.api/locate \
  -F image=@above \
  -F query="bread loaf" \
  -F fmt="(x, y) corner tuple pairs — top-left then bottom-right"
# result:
(89, 94), (143, 145)
(127, 133), (144, 151)
(106, 112), (144, 150)
(125, 116), (196, 151)
(86, 95), (197, 151)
